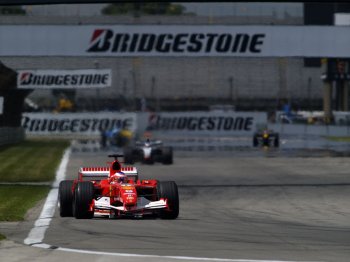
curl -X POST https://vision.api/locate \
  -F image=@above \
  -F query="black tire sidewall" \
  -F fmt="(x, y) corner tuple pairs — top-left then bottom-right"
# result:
(73, 181), (94, 219)
(59, 180), (74, 217)
(157, 181), (179, 219)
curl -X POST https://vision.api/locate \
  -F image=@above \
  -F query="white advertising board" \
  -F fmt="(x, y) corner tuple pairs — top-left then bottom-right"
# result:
(22, 112), (137, 136)
(17, 69), (112, 89)
(142, 111), (267, 136)
(335, 13), (350, 26)
(0, 25), (349, 57)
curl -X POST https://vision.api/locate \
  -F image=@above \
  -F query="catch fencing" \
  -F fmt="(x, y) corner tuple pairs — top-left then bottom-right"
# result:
(269, 123), (350, 137)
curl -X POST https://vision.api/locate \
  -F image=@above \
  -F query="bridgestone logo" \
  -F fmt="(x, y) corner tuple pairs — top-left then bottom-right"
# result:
(147, 115), (254, 131)
(17, 69), (112, 89)
(22, 116), (133, 133)
(87, 30), (265, 54)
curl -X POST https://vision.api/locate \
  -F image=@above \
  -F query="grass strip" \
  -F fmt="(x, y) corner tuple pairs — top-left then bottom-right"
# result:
(0, 139), (69, 182)
(326, 136), (350, 142)
(0, 185), (50, 221)
(0, 234), (5, 240)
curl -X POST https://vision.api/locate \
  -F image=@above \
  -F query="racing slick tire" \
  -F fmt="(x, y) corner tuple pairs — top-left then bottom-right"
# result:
(123, 147), (134, 164)
(58, 180), (74, 217)
(253, 135), (258, 147)
(73, 181), (94, 219)
(162, 147), (173, 165)
(274, 134), (280, 148)
(157, 181), (179, 219)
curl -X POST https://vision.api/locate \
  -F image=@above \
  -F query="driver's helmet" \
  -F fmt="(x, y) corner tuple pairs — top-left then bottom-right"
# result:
(263, 129), (269, 138)
(110, 171), (127, 183)
(145, 138), (151, 147)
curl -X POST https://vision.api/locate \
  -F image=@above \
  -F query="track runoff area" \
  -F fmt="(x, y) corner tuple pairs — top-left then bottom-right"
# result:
(21, 139), (350, 262)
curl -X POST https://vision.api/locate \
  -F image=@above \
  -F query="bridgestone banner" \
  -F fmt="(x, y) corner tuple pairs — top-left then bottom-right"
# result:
(143, 111), (267, 136)
(17, 69), (112, 89)
(22, 112), (136, 136)
(0, 25), (350, 57)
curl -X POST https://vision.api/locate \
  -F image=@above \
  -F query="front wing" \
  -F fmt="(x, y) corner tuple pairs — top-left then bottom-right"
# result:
(93, 197), (168, 216)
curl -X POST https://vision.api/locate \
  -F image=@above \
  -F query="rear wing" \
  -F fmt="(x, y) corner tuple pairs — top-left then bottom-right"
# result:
(78, 166), (138, 181)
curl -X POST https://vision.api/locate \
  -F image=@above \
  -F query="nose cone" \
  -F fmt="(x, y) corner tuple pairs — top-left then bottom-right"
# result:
(124, 194), (137, 206)
(121, 185), (137, 206)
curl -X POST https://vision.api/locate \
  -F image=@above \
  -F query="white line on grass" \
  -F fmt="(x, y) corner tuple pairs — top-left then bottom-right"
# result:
(23, 146), (321, 262)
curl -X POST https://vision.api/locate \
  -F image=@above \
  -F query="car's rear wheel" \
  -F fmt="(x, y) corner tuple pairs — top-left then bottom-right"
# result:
(274, 134), (280, 148)
(157, 181), (179, 219)
(73, 181), (94, 219)
(253, 135), (258, 147)
(58, 180), (74, 217)
(162, 147), (173, 165)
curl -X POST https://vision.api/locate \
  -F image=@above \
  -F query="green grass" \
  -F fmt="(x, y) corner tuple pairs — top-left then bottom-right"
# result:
(0, 139), (69, 235)
(0, 185), (50, 221)
(0, 139), (69, 182)
(326, 136), (350, 142)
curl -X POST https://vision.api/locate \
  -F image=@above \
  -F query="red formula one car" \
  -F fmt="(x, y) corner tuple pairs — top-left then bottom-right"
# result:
(58, 154), (179, 219)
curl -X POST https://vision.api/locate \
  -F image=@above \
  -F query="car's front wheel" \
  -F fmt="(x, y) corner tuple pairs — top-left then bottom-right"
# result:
(162, 147), (173, 165)
(123, 147), (134, 164)
(157, 181), (179, 219)
(58, 180), (74, 217)
(73, 181), (94, 219)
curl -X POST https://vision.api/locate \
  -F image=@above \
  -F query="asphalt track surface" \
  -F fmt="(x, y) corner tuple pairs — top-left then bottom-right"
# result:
(2, 144), (350, 262)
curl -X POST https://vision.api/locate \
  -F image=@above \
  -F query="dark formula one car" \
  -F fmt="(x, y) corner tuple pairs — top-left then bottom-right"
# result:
(253, 129), (280, 147)
(58, 154), (179, 219)
(123, 139), (173, 165)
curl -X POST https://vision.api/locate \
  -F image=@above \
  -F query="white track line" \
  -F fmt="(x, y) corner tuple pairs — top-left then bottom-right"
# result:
(23, 146), (320, 262)
(24, 147), (71, 246)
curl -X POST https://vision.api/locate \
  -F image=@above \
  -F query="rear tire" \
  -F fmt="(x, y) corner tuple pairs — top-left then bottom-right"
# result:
(58, 180), (73, 217)
(157, 181), (179, 219)
(253, 135), (258, 147)
(73, 181), (94, 219)
(274, 134), (280, 148)
(162, 147), (173, 165)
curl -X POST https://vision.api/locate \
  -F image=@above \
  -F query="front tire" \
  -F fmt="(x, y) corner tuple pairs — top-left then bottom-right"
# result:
(124, 147), (134, 164)
(157, 181), (179, 219)
(59, 180), (74, 217)
(162, 147), (173, 165)
(73, 181), (94, 219)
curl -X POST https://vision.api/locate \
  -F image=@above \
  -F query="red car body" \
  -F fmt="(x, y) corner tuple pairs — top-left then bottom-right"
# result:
(58, 154), (179, 219)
